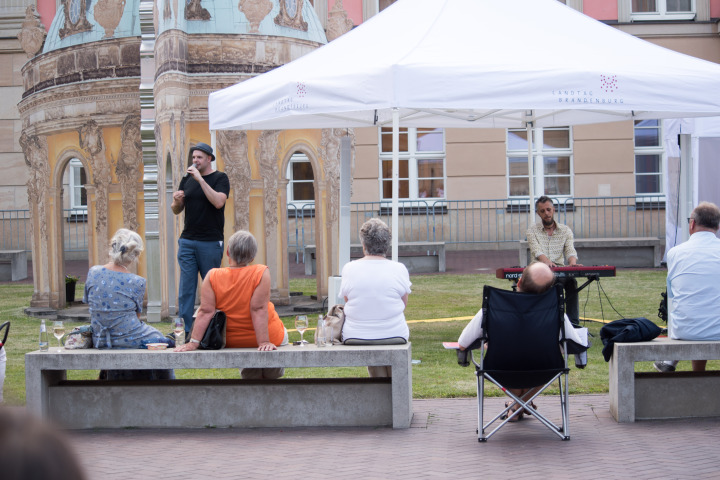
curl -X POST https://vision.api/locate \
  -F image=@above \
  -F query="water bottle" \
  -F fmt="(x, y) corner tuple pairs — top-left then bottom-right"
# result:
(39, 319), (49, 351)
(574, 351), (587, 369)
(316, 315), (326, 347)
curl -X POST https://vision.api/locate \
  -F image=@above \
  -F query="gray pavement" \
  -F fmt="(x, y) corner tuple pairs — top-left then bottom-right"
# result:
(65, 394), (720, 479)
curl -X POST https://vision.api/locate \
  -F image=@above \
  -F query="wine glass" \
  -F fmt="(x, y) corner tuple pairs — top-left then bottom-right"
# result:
(173, 317), (185, 345)
(295, 315), (309, 346)
(52, 320), (65, 350)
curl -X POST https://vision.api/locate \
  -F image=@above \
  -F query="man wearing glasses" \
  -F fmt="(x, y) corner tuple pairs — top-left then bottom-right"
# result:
(655, 201), (720, 373)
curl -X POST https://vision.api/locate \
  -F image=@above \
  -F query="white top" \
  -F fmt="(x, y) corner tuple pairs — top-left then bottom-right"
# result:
(340, 259), (412, 340)
(458, 309), (586, 349)
(667, 231), (720, 340)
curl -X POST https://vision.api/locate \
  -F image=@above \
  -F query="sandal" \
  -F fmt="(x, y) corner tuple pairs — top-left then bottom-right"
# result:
(502, 401), (523, 422)
(524, 402), (538, 416)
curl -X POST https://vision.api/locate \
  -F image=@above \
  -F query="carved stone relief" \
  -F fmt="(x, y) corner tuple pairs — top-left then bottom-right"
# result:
(321, 128), (348, 227)
(239, 0), (273, 34)
(19, 132), (50, 247)
(326, 0), (353, 41)
(116, 114), (143, 231)
(217, 130), (251, 232)
(59, 0), (93, 39)
(17, 5), (46, 58)
(256, 130), (281, 239)
(274, 0), (308, 31)
(163, 0), (172, 21)
(94, 0), (127, 38)
(186, 0), (211, 20)
(79, 120), (110, 256)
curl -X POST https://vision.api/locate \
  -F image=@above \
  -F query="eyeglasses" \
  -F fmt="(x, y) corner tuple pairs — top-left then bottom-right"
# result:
(687, 217), (694, 224)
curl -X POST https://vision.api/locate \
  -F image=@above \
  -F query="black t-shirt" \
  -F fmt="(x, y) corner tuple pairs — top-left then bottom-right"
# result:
(178, 171), (230, 242)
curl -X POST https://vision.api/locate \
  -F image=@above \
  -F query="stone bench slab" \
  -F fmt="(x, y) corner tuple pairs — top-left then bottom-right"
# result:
(305, 242), (446, 275)
(609, 337), (720, 422)
(26, 344), (413, 429)
(520, 237), (664, 268)
(0, 250), (27, 281)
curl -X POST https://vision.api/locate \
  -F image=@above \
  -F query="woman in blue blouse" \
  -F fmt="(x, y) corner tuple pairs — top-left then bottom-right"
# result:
(83, 228), (172, 380)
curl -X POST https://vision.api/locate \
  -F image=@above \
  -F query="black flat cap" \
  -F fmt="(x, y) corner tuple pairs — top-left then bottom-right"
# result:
(190, 142), (215, 160)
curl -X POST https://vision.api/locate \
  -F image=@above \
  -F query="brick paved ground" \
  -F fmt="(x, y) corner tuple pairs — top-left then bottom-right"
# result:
(66, 394), (720, 479)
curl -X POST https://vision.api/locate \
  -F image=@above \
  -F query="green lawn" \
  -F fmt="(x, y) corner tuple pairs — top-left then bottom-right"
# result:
(3, 268), (708, 406)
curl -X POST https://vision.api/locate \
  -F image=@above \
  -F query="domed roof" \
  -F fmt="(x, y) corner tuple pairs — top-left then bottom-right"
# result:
(158, 0), (326, 43)
(43, 0), (326, 54)
(43, 0), (141, 53)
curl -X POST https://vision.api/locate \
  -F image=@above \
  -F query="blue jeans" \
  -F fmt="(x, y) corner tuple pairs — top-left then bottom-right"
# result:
(177, 238), (224, 333)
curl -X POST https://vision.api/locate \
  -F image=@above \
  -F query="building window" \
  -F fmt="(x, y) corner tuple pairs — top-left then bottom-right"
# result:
(379, 127), (445, 201)
(286, 153), (315, 207)
(507, 127), (572, 200)
(631, 0), (695, 21)
(634, 120), (664, 196)
(68, 159), (87, 212)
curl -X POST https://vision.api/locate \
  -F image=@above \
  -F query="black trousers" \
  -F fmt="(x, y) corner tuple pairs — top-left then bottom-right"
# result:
(556, 277), (579, 325)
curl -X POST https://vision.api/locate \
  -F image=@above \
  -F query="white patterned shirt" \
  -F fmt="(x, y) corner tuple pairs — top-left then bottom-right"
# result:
(526, 222), (577, 266)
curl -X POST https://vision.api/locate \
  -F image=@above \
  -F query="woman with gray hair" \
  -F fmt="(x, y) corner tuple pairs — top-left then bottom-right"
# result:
(175, 230), (287, 379)
(84, 229), (173, 379)
(340, 219), (412, 376)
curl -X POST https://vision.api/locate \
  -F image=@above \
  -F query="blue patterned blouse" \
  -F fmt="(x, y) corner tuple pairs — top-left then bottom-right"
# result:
(83, 265), (170, 349)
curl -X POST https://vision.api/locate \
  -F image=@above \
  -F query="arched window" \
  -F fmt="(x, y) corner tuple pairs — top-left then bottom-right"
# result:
(68, 158), (87, 212)
(286, 152), (315, 206)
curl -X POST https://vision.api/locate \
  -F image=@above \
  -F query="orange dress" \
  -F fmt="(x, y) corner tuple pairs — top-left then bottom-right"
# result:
(207, 265), (285, 347)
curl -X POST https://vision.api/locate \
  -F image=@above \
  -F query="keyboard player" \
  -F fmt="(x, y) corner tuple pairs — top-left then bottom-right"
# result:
(526, 196), (582, 325)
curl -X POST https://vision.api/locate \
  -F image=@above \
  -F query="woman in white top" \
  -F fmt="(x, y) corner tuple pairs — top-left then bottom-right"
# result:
(340, 219), (412, 376)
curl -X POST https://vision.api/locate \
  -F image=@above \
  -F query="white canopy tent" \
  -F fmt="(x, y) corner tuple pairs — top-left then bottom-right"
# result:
(664, 117), (720, 258)
(209, 0), (720, 266)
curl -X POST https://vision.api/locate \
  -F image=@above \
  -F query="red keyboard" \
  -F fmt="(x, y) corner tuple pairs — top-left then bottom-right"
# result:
(496, 265), (616, 280)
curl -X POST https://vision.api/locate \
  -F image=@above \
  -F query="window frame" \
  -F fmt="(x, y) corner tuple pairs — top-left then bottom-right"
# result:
(506, 126), (574, 204)
(68, 158), (87, 213)
(630, 0), (696, 21)
(378, 127), (446, 204)
(285, 152), (316, 210)
(633, 119), (666, 200)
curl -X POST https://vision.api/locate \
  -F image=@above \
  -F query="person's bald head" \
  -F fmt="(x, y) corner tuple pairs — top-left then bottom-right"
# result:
(518, 262), (555, 294)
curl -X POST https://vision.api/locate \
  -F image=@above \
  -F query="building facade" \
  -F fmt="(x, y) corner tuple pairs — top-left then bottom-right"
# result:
(1, 0), (719, 312)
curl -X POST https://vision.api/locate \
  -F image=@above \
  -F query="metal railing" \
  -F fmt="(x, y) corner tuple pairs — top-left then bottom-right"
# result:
(0, 209), (89, 252)
(286, 196), (666, 261)
(0, 196), (666, 260)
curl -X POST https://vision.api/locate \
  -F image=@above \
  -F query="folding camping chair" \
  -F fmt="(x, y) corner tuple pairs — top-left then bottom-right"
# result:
(458, 284), (570, 441)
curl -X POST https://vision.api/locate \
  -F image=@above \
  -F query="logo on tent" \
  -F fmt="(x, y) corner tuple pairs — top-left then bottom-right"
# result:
(296, 82), (307, 98)
(600, 74), (618, 93)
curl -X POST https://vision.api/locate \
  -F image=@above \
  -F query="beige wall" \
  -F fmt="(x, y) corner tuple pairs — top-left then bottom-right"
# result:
(0, 40), (29, 211)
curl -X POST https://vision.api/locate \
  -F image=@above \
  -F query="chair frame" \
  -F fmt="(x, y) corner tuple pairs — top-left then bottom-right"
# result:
(469, 284), (571, 441)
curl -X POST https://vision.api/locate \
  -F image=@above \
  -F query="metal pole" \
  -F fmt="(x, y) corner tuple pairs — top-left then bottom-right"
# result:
(391, 108), (400, 261)
(527, 116), (535, 228)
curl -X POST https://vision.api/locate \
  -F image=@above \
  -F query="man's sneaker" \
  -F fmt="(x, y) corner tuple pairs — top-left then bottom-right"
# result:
(653, 361), (676, 373)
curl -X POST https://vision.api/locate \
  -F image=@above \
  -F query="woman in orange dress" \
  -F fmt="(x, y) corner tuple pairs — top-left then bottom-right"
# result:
(175, 230), (288, 379)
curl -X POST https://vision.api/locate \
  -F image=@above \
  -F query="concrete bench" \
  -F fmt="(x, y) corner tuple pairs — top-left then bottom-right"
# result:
(25, 343), (412, 429)
(520, 237), (664, 268)
(609, 337), (720, 422)
(0, 250), (27, 281)
(305, 242), (446, 275)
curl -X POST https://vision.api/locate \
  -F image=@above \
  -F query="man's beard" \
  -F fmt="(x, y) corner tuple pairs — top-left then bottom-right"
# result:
(542, 217), (555, 228)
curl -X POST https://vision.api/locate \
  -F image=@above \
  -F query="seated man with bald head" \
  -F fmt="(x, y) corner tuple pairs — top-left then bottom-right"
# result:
(457, 262), (586, 420)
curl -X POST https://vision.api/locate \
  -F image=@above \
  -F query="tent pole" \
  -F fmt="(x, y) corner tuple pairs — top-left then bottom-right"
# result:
(392, 108), (399, 261)
(527, 119), (535, 230)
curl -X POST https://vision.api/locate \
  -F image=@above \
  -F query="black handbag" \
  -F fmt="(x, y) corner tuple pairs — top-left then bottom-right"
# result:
(200, 310), (227, 350)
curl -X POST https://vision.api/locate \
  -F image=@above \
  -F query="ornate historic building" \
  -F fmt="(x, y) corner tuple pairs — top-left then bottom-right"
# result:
(12, 0), (361, 314)
(1, 0), (719, 315)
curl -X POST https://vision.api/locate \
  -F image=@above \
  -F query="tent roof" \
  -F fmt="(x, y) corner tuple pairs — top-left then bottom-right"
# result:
(209, 0), (720, 131)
